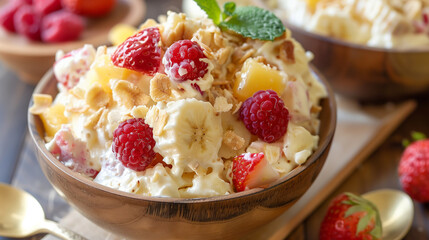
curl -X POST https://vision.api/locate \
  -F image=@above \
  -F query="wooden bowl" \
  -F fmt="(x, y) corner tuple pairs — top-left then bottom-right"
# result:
(286, 24), (429, 102)
(0, 0), (145, 84)
(28, 68), (336, 240)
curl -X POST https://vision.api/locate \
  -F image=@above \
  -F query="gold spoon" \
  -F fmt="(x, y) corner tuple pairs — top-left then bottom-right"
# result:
(0, 183), (87, 240)
(362, 189), (414, 240)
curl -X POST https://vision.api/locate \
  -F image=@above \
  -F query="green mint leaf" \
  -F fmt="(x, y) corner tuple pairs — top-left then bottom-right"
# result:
(219, 6), (285, 41)
(223, 2), (236, 17)
(193, 0), (222, 25)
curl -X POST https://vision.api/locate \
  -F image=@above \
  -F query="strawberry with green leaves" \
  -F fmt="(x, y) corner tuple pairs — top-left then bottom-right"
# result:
(319, 192), (382, 240)
(399, 131), (429, 202)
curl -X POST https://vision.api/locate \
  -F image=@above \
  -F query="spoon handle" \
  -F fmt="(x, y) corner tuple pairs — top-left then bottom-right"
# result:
(42, 220), (88, 240)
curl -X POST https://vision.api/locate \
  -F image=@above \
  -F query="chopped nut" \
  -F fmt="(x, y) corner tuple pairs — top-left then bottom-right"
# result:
(85, 84), (110, 109)
(238, 49), (256, 65)
(146, 107), (169, 136)
(112, 80), (151, 109)
(150, 73), (172, 102)
(131, 105), (149, 119)
(311, 105), (322, 114)
(139, 19), (159, 30)
(404, 0), (422, 20)
(223, 130), (245, 151)
(232, 102), (242, 114)
(214, 96), (233, 113)
(66, 101), (89, 113)
(29, 94), (52, 114)
(95, 108), (109, 129)
(84, 108), (105, 129)
(279, 40), (295, 64)
(216, 46), (232, 65)
(70, 87), (85, 99)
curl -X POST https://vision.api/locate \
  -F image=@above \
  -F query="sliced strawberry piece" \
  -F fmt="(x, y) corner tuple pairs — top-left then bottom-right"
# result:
(111, 27), (161, 75)
(41, 10), (84, 43)
(232, 152), (279, 192)
(61, 0), (116, 17)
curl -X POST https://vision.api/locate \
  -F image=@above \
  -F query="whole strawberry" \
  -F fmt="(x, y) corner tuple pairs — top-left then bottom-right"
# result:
(399, 137), (429, 202)
(319, 192), (382, 240)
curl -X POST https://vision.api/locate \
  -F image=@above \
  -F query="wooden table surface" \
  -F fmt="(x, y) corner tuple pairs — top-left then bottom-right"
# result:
(1, 1), (429, 239)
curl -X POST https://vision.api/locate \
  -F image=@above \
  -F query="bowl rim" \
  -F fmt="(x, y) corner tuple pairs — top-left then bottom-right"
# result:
(28, 66), (337, 204)
(285, 21), (429, 54)
(0, 0), (145, 56)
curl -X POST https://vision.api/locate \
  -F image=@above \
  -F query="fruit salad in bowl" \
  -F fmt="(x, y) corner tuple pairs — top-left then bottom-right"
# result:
(28, 1), (336, 239)
(278, 0), (429, 49)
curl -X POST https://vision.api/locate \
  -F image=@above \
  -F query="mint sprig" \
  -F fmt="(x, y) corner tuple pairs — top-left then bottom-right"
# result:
(193, 0), (285, 41)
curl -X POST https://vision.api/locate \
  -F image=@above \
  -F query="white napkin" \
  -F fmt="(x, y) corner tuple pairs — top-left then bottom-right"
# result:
(43, 97), (416, 240)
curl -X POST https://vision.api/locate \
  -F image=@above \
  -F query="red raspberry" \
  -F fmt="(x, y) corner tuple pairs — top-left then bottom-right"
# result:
(111, 27), (161, 75)
(239, 90), (289, 143)
(0, 1), (24, 33)
(163, 40), (208, 82)
(398, 139), (429, 202)
(112, 118), (156, 172)
(13, 5), (41, 41)
(33, 0), (61, 16)
(41, 10), (84, 43)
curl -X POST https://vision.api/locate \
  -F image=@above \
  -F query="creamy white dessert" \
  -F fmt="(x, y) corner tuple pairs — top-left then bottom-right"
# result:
(31, 11), (327, 198)
(276, 0), (429, 49)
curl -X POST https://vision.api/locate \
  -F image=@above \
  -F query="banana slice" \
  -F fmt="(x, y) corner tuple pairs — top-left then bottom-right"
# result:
(146, 99), (223, 176)
(218, 112), (251, 159)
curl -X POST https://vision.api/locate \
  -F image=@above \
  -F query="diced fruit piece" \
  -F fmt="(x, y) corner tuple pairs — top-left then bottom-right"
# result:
(112, 118), (156, 171)
(163, 40), (209, 82)
(14, 5), (41, 41)
(319, 192), (382, 240)
(232, 152), (279, 192)
(83, 53), (134, 94)
(111, 27), (161, 75)
(41, 10), (84, 43)
(40, 104), (68, 137)
(239, 90), (289, 143)
(108, 23), (137, 46)
(0, 2), (23, 32)
(61, 0), (116, 17)
(399, 138), (429, 202)
(233, 58), (285, 102)
(33, 0), (61, 15)
(306, 0), (320, 10)
(48, 126), (98, 178)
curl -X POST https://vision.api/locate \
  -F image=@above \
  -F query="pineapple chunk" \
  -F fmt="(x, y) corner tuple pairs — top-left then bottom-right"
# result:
(233, 58), (285, 101)
(108, 24), (137, 46)
(306, 0), (319, 10)
(40, 104), (68, 137)
(81, 54), (134, 94)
